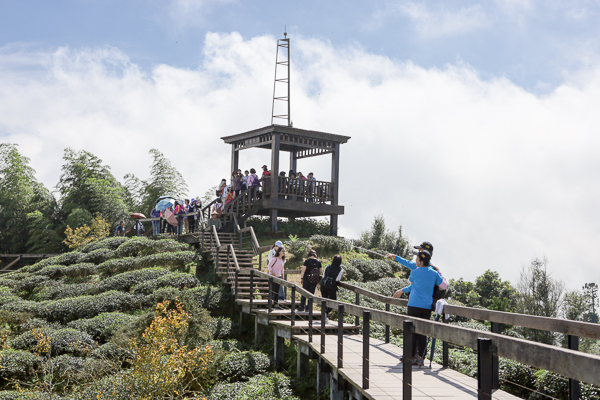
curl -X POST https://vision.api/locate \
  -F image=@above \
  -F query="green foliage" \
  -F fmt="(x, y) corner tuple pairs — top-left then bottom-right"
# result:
(185, 285), (229, 311)
(340, 263), (364, 282)
(95, 251), (197, 277)
(94, 268), (171, 294)
(208, 339), (245, 352)
(0, 349), (41, 381)
(246, 216), (329, 238)
(24, 253), (84, 273)
(67, 312), (138, 343)
(113, 237), (191, 258)
(77, 249), (115, 264)
(26, 211), (63, 254)
(309, 234), (352, 253)
(75, 237), (128, 253)
(0, 391), (65, 400)
(131, 272), (200, 295)
(10, 328), (97, 357)
(354, 214), (412, 259)
(90, 343), (132, 363)
(347, 258), (398, 282)
(209, 372), (299, 400)
(208, 317), (234, 339)
(282, 236), (311, 260)
(32, 281), (92, 301)
(37, 291), (145, 323)
(216, 351), (270, 382)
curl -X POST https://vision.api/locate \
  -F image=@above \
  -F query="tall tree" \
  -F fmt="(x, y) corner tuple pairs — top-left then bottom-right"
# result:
(582, 283), (599, 323)
(57, 148), (131, 227)
(124, 149), (188, 215)
(0, 144), (57, 253)
(474, 270), (516, 312)
(358, 215), (412, 259)
(515, 257), (565, 344)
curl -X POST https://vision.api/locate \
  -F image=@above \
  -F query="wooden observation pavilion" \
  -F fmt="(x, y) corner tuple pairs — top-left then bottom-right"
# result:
(222, 124), (350, 235)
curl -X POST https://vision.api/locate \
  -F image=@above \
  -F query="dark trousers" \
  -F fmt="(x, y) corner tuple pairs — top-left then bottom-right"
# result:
(300, 280), (317, 310)
(321, 287), (337, 314)
(407, 306), (432, 359)
(188, 217), (196, 233)
(271, 282), (280, 305)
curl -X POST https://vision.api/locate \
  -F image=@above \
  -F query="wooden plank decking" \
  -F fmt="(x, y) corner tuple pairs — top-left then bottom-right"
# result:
(294, 334), (521, 400)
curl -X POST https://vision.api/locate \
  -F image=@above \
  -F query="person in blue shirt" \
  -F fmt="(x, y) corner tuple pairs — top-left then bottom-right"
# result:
(386, 249), (442, 366)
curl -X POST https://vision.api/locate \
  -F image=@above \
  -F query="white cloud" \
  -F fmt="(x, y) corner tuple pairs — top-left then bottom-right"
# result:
(367, 2), (489, 38)
(1, 33), (600, 291)
(166, 0), (237, 29)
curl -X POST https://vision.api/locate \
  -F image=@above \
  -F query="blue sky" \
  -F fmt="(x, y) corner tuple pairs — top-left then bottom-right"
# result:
(2, 0), (600, 290)
(3, 1), (600, 91)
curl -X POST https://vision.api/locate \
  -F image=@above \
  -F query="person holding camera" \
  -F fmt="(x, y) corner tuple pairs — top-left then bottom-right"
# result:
(385, 249), (442, 366)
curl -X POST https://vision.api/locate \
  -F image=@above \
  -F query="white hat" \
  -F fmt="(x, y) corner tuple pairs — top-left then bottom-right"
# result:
(275, 241), (283, 247)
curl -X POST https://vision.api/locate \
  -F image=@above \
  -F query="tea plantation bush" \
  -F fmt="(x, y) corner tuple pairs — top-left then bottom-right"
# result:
(0, 349), (41, 381)
(94, 267), (171, 294)
(216, 351), (270, 382)
(38, 291), (145, 323)
(208, 339), (245, 352)
(209, 372), (299, 400)
(90, 342), (132, 363)
(348, 258), (396, 282)
(282, 239), (311, 260)
(0, 391), (65, 400)
(12, 275), (50, 294)
(10, 328), (97, 356)
(67, 312), (138, 342)
(208, 317), (234, 339)
(96, 251), (197, 277)
(23, 253), (84, 273)
(76, 237), (128, 253)
(309, 234), (352, 253)
(131, 272), (200, 295)
(186, 285), (229, 311)
(113, 237), (190, 258)
(32, 281), (92, 301)
(341, 263), (363, 282)
(58, 263), (96, 280)
(78, 248), (116, 264)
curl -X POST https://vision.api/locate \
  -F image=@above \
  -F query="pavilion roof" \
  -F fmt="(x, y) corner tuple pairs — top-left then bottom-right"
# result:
(221, 124), (351, 149)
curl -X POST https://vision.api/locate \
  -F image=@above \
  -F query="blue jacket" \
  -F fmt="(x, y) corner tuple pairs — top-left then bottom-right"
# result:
(394, 256), (443, 310)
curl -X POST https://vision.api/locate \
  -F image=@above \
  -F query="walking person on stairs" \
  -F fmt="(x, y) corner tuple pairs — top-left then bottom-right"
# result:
(385, 249), (442, 366)
(267, 247), (286, 310)
(320, 255), (344, 321)
(267, 241), (286, 301)
(300, 249), (322, 312)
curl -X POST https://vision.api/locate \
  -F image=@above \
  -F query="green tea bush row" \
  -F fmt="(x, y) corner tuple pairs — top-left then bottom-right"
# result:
(95, 251), (197, 277)
(208, 317), (234, 339)
(340, 263), (363, 282)
(131, 272), (200, 295)
(208, 339), (245, 352)
(12, 275), (50, 295)
(76, 237), (128, 253)
(209, 372), (299, 400)
(38, 291), (145, 323)
(90, 342), (132, 363)
(185, 285), (229, 311)
(216, 351), (270, 382)
(23, 253), (84, 273)
(0, 349), (41, 381)
(282, 239), (311, 260)
(93, 267), (171, 294)
(77, 248), (116, 264)
(67, 312), (138, 342)
(309, 234), (352, 253)
(10, 328), (97, 357)
(0, 391), (65, 400)
(33, 281), (92, 301)
(113, 237), (190, 258)
(348, 258), (397, 282)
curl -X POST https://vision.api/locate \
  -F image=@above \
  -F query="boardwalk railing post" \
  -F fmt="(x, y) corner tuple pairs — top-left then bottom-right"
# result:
(308, 298), (313, 343)
(268, 277), (273, 319)
(403, 320), (413, 400)
(249, 269), (254, 312)
(234, 269), (239, 301)
(491, 322), (500, 390)
(363, 310), (370, 390)
(443, 341), (449, 368)
(320, 300), (326, 354)
(290, 286), (296, 327)
(355, 293), (360, 326)
(338, 304), (344, 369)
(477, 338), (493, 400)
(385, 303), (390, 343)
(568, 335), (580, 400)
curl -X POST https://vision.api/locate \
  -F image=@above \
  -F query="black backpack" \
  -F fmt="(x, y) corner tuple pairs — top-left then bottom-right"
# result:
(320, 264), (341, 291)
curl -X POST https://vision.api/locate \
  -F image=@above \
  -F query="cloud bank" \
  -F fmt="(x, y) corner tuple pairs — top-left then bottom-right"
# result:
(1, 32), (599, 290)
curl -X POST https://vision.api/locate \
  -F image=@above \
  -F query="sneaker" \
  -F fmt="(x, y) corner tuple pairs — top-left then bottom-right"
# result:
(413, 355), (424, 367)
(274, 305), (283, 310)
(324, 315), (329, 322)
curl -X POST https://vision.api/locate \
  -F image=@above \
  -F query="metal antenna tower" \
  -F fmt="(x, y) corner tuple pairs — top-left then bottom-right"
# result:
(271, 27), (291, 126)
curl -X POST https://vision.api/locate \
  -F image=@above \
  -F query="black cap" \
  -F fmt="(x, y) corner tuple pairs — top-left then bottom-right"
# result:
(417, 249), (431, 263)
(414, 241), (434, 255)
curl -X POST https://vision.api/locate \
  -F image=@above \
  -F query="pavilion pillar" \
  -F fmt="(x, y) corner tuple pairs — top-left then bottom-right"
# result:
(330, 143), (340, 236)
(290, 149), (297, 173)
(231, 144), (239, 174)
(270, 134), (281, 232)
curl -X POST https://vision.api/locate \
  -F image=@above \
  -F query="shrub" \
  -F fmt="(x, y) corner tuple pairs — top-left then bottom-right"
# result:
(209, 372), (299, 400)
(216, 351), (270, 382)
(32, 281), (93, 301)
(94, 267), (171, 294)
(50, 355), (117, 386)
(78, 248), (115, 264)
(10, 328), (97, 357)
(348, 258), (395, 281)
(90, 343), (132, 363)
(67, 312), (138, 342)
(38, 291), (145, 323)
(1, 297), (39, 314)
(96, 251), (198, 277)
(131, 272), (200, 295)
(114, 237), (191, 258)
(60, 263), (96, 279)
(310, 234), (352, 253)
(20, 318), (63, 331)
(0, 349), (41, 380)
(12, 275), (51, 294)
(246, 216), (329, 238)
(76, 236), (128, 253)
(23, 253), (83, 273)
(282, 236), (311, 260)
(185, 285), (229, 311)
(208, 339), (244, 352)
(207, 317), (234, 339)
(0, 391), (65, 400)
(341, 263), (363, 282)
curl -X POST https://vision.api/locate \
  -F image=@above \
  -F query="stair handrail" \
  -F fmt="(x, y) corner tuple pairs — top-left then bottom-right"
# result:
(238, 268), (600, 388)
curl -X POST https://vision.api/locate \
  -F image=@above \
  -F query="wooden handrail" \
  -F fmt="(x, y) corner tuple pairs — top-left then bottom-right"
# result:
(337, 281), (600, 340)
(242, 269), (600, 387)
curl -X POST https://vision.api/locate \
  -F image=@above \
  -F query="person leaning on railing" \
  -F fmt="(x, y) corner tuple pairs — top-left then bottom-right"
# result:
(267, 247), (286, 310)
(385, 249), (442, 366)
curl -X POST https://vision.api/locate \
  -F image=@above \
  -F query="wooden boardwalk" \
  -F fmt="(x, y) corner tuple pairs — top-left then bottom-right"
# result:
(294, 333), (520, 400)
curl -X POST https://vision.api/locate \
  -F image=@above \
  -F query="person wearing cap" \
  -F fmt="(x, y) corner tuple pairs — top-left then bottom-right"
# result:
(261, 165), (270, 178)
(410, 242), (448, 293)
(208, 211), (222, 232)
(385, 249), (442, 366)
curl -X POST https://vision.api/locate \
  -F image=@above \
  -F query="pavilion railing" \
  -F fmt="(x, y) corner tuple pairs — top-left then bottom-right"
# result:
(262, 176), (333, 204)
